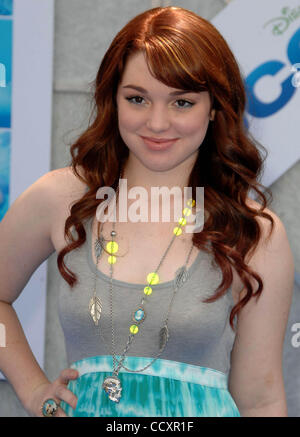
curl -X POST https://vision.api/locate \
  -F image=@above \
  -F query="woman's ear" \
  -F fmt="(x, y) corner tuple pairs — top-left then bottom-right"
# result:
(210, 109), (216, 121)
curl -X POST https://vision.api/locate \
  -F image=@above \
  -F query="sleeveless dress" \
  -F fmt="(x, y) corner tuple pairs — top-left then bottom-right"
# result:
(58, 216), (241, 417)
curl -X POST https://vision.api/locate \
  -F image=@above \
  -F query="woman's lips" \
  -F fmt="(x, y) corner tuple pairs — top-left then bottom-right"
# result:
(141, 136), (178, 151)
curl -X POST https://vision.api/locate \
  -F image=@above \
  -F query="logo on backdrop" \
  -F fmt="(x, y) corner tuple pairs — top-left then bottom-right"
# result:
(212, 0), (300, 186)
(263, 5), (300, 35)
(245, 25), (300, 118)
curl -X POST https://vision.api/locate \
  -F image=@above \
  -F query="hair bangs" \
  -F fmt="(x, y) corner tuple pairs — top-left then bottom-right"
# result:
(141, 34), (209, 94)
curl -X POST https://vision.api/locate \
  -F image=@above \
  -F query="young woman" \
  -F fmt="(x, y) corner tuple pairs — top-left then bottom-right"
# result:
(0, 6), (294, 417)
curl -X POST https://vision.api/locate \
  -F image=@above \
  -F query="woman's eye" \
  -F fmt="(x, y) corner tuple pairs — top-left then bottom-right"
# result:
(175, 99), (194, 108)
(125, 96), (194, 108)
(126, 96), (145, 105)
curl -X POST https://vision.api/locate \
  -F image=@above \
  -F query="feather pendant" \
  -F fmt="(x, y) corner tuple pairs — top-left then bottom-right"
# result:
(159, 324), (169, 351)
(174, 266), (189, 289)
(89, 295), (102, 326)
(94, 235), (105, 259)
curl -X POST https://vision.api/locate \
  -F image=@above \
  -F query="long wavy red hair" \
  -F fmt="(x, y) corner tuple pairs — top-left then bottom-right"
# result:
(58, 6), (274, 332)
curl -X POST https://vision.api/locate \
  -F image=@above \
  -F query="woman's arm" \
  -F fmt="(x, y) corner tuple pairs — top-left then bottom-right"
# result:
(228, 207), (294, 417)
(0, 172), (58, 411)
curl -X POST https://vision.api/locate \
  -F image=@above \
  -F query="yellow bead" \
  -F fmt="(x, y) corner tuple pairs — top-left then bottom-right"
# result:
(147, 272), (159, 285)
(183, 207), (192, 217)
(173, 227), (182, 236)
(130, 324), (139, 334)
(108, 255), (117, 264)
(144, 286), (153, 295)
(187, 198), (195, 207)
(106, 241), (118, 254)
(178, 217), (187, 226)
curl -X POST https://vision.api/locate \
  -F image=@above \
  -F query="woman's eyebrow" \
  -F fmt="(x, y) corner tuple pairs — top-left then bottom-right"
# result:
(122, 84), (195, 96)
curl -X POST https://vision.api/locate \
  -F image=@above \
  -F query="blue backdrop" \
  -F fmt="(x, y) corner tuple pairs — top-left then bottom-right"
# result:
(0, 0), (13, 220)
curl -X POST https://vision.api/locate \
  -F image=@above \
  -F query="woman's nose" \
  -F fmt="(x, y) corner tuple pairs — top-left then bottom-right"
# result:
(146, 105), (171, 132)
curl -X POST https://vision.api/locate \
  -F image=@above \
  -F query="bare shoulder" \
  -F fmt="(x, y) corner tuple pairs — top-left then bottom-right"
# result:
(38, 166), (86, 212)
(1, 166), (85, 225)
(245, 196), (293, 281)
(42, 166), (88, 250)
(245, 197), (286, 254)
(0, 165), (89, 303)
(231, 197), (291, 303)
(44, 165), (87, 196)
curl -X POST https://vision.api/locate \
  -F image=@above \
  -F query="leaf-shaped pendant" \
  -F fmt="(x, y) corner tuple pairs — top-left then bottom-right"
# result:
(174, 266), (189, 289)
(159, 324), (169, 351)
(89, 295), (102, 326)
(94, 235), (105, 259)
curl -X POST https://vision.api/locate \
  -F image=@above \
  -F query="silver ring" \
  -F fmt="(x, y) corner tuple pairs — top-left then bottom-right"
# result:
(41, 398), (59, 417)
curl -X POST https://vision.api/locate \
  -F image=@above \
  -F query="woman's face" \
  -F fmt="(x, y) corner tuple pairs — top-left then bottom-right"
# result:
(116, 51), (215, 173)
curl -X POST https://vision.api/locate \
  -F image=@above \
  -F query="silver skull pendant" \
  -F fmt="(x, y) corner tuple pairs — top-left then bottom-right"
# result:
(102, 375), (122, 403)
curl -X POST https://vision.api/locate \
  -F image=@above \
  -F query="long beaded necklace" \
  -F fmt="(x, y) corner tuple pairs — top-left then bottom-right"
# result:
(89, 177), (196, 403)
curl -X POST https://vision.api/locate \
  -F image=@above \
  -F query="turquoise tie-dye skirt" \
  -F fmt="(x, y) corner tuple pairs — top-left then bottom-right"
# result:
(60, 356), (241, 417)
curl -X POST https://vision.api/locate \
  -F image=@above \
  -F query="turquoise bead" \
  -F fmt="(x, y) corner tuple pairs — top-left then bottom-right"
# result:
(133, 307), (145, 323)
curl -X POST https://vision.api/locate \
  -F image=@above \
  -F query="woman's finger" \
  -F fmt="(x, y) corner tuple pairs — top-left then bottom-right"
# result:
(58, 368), (79, 385)
(55, 384), (78, 411)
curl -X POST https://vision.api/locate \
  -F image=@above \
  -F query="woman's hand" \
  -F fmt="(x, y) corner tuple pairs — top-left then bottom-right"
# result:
(26, 368), (79, 417)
